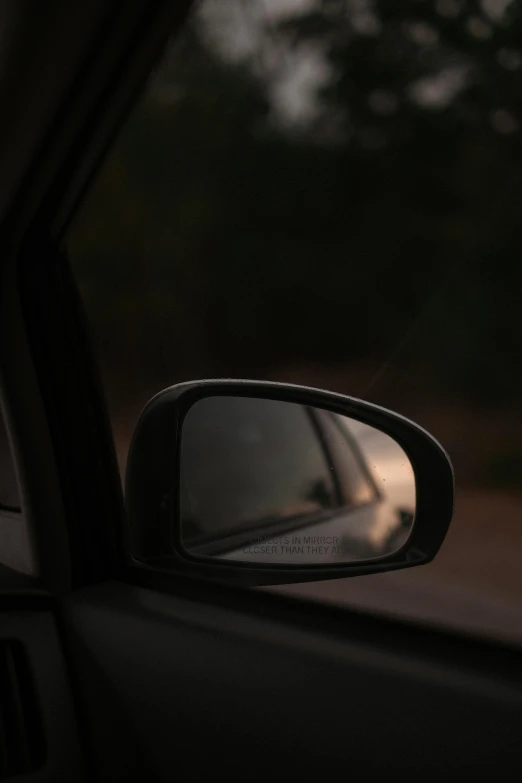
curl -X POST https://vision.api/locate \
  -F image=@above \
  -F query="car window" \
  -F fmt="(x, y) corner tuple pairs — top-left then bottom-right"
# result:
(181, 397), (337, 544)
(0, 404), (20, 512)
(68, 0), (522, 644)
(0, 403), (34, 577)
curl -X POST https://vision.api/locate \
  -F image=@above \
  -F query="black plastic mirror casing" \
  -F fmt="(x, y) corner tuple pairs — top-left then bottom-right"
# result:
(125, 380), (454, 587)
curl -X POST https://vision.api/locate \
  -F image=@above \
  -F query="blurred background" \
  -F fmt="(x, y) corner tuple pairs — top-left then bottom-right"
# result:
(69, 0), (522, 642)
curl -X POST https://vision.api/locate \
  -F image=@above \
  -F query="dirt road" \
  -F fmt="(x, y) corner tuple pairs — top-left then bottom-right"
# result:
(270, 488), (522, 645)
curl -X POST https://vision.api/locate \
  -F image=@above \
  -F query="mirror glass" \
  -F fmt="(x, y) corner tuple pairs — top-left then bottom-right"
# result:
(179, 396), (416, 565)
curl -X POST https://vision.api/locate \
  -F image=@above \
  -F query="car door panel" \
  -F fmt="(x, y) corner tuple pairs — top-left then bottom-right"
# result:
(63, 579), (522, 780)
(0, 601), (86, 782)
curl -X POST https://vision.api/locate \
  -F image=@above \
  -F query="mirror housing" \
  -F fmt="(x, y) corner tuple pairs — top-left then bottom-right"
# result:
(125, 380), (454, 586)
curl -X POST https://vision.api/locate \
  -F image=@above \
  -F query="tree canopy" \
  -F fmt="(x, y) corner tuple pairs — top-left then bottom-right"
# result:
(70, 0), (522, 403)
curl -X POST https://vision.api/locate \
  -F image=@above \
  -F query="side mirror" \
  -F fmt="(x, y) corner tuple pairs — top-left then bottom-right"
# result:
(125, 380), (454, 586)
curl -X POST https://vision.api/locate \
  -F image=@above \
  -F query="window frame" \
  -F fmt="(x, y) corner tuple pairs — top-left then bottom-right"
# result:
(0, 0), (194, 594)
(313, 409), (382, 508)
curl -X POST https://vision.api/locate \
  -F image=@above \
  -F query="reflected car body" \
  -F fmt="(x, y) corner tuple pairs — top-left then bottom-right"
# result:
(180, 397), (415, 563)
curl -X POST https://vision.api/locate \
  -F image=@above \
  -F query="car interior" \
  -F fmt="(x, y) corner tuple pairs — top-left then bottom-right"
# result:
(1, 1), (522, 781)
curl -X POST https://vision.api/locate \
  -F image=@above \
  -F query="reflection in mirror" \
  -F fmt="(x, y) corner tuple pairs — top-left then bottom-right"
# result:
(180, 396), (416, 565)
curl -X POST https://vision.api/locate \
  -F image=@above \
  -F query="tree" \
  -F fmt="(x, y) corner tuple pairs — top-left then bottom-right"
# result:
(70, 0), (522, 403)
